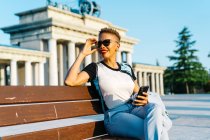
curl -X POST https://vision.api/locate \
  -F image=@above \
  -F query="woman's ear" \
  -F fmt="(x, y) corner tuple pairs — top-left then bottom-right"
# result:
(117, 43), (120, 49)
(116, 44), (120, 52)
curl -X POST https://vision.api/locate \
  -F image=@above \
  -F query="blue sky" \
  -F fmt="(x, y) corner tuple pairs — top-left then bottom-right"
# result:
(0, 0), (209, 70)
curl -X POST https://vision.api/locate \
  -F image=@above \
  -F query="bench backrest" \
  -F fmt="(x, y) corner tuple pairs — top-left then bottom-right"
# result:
(0, 86), (107, 140)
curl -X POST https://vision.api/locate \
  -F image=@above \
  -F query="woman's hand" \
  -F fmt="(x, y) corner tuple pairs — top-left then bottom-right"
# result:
(81, 38), (98, 56)
(133, 92), (148, 106)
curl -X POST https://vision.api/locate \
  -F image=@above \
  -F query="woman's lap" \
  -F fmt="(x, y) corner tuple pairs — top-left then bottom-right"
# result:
(104, 111), (145, 140)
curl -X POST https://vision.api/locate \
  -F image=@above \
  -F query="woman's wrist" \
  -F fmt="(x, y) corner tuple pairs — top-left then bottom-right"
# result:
(79, 52), (86, 59)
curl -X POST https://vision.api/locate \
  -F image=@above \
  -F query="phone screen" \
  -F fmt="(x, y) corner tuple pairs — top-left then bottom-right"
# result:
(138, 86), (149, 97)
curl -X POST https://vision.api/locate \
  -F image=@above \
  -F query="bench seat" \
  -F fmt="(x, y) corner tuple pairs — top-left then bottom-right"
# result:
(0, 86), (111, 140)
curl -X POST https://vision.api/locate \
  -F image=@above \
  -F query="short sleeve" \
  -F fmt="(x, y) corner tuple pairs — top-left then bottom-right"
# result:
(82, 63), (97, 81)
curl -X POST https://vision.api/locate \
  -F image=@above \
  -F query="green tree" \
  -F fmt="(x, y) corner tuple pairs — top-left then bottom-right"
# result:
(167, 27), (208, 94)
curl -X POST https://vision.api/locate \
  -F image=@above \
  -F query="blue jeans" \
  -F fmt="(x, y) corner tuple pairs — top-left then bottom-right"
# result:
(104, 102), (169, 140)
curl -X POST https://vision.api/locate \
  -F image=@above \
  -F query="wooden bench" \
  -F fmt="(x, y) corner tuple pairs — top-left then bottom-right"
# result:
(0, 86), (118, 140)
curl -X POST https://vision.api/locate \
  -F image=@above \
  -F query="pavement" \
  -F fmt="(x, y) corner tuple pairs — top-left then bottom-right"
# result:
(161, 94), (210, 140)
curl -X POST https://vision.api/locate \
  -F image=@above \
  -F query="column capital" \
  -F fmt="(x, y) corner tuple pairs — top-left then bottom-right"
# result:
(11, 59), (18, 62)
(68, 40), (76, 44)
(25, 60), (32, 63)
(39, 61), (46, 64)
(48, 38), (57, 43)
(159, 72), (164, 75)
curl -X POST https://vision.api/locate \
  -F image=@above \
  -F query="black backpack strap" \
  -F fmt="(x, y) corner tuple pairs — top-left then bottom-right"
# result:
(91, 63), (108, 113)
(120, 63), (135, 81)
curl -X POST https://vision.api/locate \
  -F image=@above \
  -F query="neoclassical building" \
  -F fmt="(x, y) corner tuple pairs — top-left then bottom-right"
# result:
(0, 6), (165, 95)
(133, 63), (165, 95)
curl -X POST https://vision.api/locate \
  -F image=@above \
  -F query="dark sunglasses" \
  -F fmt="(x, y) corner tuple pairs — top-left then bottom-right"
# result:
(97, 39), (119, 48)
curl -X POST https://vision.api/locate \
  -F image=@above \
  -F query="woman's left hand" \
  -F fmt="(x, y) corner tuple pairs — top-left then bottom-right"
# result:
(133, 92), (148, 106)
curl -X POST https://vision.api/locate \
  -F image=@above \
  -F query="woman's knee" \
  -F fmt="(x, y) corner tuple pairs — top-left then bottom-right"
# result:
(104, 112), (145, 139)
(145, 103), (163, 116)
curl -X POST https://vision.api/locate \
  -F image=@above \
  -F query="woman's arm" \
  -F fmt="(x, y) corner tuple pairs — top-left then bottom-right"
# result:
(133, 80), (140, 93)
(64, 38), (97, 86)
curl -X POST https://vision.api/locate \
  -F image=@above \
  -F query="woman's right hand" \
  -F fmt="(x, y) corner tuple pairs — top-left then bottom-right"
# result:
(81, 38), (98, 57)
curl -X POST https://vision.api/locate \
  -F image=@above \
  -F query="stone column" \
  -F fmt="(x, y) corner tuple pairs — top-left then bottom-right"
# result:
(127, 52), (132, 66)
(0, 66), (5, 85)
(49, 39), (58, 85)
(143, 72), (147, 86)
(117, 51), (122, 63)
(68, 41), (76, 68)
(160, 73), (164, 95)
(25, 61), (32, 85)
(34, 63), (39, 85)
(151, 72), (155, 92)
(96, 51), (99, 62)
(93, 51), (99, 62)
(85, 55), (92, 66)
(138, 71), (143, 86)
(58, 44), (64, 86)
(10, 59), (17, 85)
(39, 62), (45, 86)
(155, 73), (160, 93)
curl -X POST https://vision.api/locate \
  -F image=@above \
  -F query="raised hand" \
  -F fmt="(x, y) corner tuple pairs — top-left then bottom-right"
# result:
(81, 38), (98, 56)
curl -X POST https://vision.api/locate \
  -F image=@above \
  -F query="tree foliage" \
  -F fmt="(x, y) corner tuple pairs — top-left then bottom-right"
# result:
(165, 27), (208, 94)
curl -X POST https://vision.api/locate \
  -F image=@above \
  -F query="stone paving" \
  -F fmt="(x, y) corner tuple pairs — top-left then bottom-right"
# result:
(161, 94), (210, 140)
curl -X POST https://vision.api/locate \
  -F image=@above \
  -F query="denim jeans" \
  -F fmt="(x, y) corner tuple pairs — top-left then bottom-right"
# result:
(104, 102), (169, 140)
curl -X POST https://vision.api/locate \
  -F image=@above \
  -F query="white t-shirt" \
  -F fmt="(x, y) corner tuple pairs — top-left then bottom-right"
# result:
(83, 61), (136, 109)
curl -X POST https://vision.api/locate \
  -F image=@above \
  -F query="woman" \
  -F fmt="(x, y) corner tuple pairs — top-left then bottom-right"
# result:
(65, 28), (172, 140)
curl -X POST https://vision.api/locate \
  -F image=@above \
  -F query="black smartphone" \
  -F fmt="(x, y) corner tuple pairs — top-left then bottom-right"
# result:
(137, 86), (149, 97)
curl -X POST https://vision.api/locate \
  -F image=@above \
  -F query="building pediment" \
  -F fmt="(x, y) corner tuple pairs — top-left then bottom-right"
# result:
(2, 6), (138, 45)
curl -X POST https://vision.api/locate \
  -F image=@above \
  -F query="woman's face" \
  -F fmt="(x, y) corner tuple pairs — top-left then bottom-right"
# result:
(98, 33), (120, 60)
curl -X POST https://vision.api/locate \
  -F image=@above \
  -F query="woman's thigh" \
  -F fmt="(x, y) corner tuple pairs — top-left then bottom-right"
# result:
(105, 112), (145, 140)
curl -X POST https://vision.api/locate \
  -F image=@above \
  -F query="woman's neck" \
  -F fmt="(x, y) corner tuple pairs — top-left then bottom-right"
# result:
(103, 59), (118, 69)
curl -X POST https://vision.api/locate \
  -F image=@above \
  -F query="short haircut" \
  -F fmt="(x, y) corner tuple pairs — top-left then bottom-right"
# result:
(99, 27), (121, 41)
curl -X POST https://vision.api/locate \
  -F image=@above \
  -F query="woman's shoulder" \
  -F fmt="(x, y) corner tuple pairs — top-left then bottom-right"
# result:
(120, 62), (132, 67)
(120, 63), (133, 71)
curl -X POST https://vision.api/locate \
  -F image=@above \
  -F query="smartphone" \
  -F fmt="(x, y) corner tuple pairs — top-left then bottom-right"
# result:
(137, 86), (149, 97)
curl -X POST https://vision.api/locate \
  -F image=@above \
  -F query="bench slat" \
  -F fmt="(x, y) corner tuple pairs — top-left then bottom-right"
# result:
(0, 101), (103, 126)
(0, 86), (98, 104)
(2, 121), (106, 140)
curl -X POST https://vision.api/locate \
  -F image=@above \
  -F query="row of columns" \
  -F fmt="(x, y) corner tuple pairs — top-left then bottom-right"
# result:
(1, 60), (45, 86)
(42, 38), (134, 86)
(49, 39), (92, 85)
(137, 71), (164, 95)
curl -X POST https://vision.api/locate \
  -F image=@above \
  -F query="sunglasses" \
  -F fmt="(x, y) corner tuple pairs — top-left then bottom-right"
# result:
(97, 39), (119, 48)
